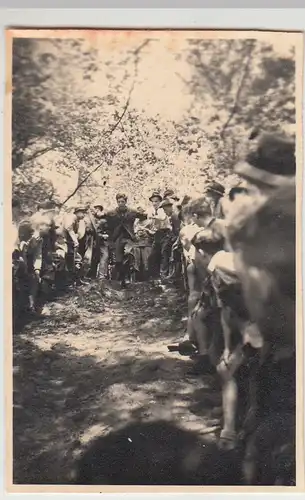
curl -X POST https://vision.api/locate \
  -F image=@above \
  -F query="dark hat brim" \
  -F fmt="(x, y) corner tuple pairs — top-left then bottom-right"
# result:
(160, 200), (173, 208)
(149, 194), (162, 202)
(205, 183), (225, 196)
(234, 161), (295, 188)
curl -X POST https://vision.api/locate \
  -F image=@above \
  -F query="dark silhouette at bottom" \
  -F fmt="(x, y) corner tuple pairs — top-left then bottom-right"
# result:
(75, 420), (242, 485)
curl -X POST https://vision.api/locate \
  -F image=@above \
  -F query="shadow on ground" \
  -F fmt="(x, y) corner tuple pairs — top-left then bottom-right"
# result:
(13, 280), (228, 485)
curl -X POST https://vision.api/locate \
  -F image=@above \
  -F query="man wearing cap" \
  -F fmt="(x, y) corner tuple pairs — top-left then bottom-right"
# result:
(149, 191), (163, 214)
(149, 196), (173, 281)
(234, 133), (295, 199)
(229, 132), (296, 341)
(204, 181), (225, 219)
(104, 193), (147, 287)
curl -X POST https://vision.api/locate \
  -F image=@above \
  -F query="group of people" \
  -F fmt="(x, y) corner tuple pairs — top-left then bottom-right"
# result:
(12, 130), (296, 484)
(171, 132), (296, 485)
(12, 187), (180, 317)
(12, 173), (232, 320)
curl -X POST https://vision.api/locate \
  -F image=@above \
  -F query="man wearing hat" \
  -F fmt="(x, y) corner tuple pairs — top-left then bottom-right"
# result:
(204, 181), (225, 219)
(148, 195), (174, 281)
(149, 191), (163, 213)
(163, 189), (183, 215)
(163, 188), (179, 201)
(234, 133), (295, 195)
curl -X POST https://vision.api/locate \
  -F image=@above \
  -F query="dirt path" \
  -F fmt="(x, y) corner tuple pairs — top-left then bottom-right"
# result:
(13, 281), (222, 484)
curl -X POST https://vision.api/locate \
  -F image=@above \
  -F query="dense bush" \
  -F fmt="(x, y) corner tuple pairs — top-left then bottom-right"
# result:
(12, 36), (295, 212)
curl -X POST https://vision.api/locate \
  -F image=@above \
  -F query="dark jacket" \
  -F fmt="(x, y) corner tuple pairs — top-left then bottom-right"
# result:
(170, 212), (181, 238)
(105, 207), (147, 242)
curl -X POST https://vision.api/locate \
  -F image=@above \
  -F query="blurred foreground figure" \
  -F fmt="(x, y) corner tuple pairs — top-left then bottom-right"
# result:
(227, 184), (295, 348)
(229, 133), (296, 347)
(227, 133), (296, 485)
(76, 420), (242, 485)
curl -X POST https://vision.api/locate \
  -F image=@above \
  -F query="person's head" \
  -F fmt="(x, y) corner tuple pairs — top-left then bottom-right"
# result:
(93, 202), (104, 218)
(149, 191), (162, 210)
(159, 198), (173, 216)
(204, 182), (225, 204)
(136, 207), (147, 221)
(163, 189), (179, 201)
(192, 222), (225, 256)
(234, 133), (296, 198)
(32, 213), (52, 236)
(36, 200), (61, 221)
(74, 206), (87, 220)
(116, 193), (127, 211)
(184, 197), (213, 228)
(181, 199), (196, 225)
(37, 200), (58, 212)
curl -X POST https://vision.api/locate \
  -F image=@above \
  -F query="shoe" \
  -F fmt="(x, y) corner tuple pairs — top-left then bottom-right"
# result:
(167, 340), (198, 356)
(186, 355), (216, 376)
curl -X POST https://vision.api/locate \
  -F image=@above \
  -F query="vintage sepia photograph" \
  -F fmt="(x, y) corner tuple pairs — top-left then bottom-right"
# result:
(7, 29), (302, 490)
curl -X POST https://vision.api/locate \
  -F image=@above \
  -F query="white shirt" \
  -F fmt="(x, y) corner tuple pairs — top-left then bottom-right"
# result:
(147, 207), (171, 231)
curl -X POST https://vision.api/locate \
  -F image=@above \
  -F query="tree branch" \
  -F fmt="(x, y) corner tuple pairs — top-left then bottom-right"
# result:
(61, 39), (151, 206)
(220, 41), (256, 140)
(61, 147), (124, 207)
(24, 145), (59, 164)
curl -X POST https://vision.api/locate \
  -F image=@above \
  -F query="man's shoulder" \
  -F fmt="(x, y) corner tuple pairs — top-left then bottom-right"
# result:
(104, 209), (117, 217)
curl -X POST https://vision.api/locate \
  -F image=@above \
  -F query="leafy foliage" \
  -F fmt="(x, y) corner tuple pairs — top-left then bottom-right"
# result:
(12, 36), (295, 212)
(184, 38), (295, 171)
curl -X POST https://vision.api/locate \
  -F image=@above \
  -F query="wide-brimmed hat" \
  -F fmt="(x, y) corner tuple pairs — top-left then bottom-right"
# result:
(74, 205), (87, 213)
(159, 198), (173, 208)
(234, 133), (295, 187)
(228, 181), (249, 200)
(204, 181), (225, 197)
(163, 189), (179, 201)
(149, 191), (162, 202)
(93, 200), (104, 210)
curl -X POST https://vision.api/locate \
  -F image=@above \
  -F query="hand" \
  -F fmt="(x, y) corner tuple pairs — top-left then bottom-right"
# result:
(73, 241), (79, 249)
(32, 230), (41, 241)
(19, 241), (28, 252)
(102, 234), (109, 240)
(34, 269), (41, 283)
(222, 348), (230, 365)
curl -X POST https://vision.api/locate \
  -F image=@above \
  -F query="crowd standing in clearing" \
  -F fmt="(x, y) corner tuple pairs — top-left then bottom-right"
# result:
(12, 132), (296, 486)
